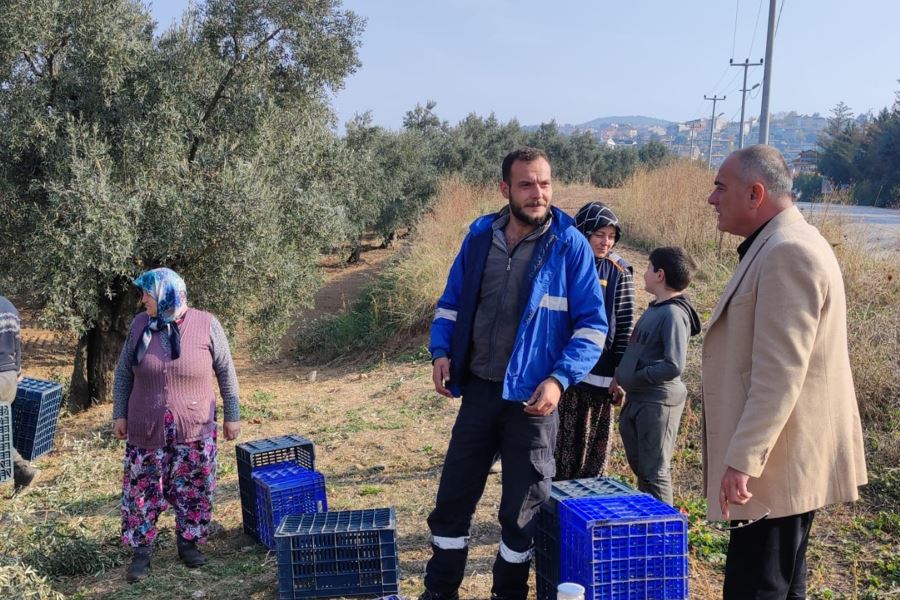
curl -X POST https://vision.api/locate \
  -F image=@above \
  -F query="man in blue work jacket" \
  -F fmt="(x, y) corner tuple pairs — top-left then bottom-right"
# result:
(421, 148), (608, 600)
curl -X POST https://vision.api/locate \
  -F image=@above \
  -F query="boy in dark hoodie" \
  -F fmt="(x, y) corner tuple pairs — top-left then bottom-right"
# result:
(615, 246), (701, 505)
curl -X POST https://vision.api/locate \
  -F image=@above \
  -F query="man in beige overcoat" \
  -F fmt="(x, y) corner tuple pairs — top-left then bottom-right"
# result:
(702, 145), (867, 599)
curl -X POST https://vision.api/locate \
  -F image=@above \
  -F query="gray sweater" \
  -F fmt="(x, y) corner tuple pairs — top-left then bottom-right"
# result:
(0, 296), (21, 375)
(616, 295), (701, 406)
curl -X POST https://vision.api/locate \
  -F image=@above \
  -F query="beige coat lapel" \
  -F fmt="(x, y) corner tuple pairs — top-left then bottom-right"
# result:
(706, 206), (804, 330)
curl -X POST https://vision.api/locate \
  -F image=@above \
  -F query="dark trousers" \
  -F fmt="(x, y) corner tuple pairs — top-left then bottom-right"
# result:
(724, 511), (816, 600)
(424, 377), (558, 600)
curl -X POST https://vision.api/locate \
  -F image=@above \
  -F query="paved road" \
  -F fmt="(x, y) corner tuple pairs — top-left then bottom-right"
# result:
(797, 201), (899, 251)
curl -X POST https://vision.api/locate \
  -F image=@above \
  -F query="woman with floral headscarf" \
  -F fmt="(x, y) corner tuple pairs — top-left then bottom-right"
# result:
(112, 268), (241, 583)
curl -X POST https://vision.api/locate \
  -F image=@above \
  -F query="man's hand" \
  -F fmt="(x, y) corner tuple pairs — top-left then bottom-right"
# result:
(609, 376), (626, 407)
(524, 377), (563, 416)
(432, 357), (453, 398)
(114, 418), (128, 440)
(16, 371), (24, 382)
(224, 421), (242, 441)
(720, 466), (752, 520)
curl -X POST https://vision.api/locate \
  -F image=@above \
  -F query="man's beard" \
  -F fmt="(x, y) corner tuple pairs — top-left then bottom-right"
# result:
(509, 201), (550, 227)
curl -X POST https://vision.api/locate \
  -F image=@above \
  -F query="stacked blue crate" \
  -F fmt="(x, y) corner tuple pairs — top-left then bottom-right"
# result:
(275, 508), (399, 599)
(535, 478), (639, 600)
(253, 464), (328, 550)
(236, 435), (316, 539)
(558, 494), (689, 600)
(12, 378), (63, 460)
(0, 402), (12, 483)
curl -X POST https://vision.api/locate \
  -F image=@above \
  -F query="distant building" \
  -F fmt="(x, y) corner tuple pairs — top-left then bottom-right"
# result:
(790, 150), (819, 174)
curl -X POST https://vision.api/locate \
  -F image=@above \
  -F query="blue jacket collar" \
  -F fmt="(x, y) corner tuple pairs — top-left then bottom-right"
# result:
(470, 205), (574, 236)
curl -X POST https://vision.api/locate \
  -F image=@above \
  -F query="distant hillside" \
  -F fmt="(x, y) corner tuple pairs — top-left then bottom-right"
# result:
(523, 115), (675, 133)
(576, 115), (674, 129)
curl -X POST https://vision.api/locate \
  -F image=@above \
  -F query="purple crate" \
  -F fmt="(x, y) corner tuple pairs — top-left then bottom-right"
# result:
(13, 378), (63, 460)
(559, 494), (688, 600)
(253, 464), (327, 550)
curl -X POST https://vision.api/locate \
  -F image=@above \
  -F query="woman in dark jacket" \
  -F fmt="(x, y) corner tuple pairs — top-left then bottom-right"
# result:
(554, 202), (635, 480)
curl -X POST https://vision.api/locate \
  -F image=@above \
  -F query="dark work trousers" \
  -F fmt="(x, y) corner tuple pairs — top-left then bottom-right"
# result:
(724, 511), (816, 600)
(424, 376), (558, 600)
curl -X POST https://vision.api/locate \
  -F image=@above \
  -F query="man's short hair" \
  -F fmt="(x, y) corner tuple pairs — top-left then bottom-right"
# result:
(734, 145), (794, 201)
(501, 147), (550, 183)
(649, 246), (697, 292)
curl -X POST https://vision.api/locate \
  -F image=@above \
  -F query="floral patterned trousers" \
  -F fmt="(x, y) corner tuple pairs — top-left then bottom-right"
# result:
(120, 409), (218, 548)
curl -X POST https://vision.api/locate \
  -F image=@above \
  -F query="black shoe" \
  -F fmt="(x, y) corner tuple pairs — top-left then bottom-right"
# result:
(126, 547), (152, 583)
(13, 464), (39, 494)
(418, 589), (460, 600)
(177, 535), (206, 568)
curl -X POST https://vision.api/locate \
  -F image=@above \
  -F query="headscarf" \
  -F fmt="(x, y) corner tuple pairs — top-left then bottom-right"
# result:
(132, 268), (188, 365)
(574, 201), (623, 243)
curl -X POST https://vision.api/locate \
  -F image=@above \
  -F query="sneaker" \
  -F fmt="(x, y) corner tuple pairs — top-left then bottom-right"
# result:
(126, 547), (152, 583)
(177, 534), (206, 568)
(418, 589), (460, 600)
(13, 464), (39, 495)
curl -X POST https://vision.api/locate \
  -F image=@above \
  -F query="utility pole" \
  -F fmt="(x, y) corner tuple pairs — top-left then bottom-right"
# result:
(730, 58), (763, 148)
(758, 0), (777, 144)
(704, 95), (726, 168)
(688, 121), (697, 161)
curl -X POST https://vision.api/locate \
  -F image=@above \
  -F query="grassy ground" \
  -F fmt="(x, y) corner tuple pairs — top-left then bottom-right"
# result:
(1, 173), (897, 599)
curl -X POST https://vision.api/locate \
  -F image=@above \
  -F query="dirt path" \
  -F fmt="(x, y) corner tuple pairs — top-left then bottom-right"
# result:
(280, 236), (399, 354)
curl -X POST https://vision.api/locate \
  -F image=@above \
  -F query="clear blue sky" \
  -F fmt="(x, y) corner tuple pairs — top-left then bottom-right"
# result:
(149, 1), (900, 130)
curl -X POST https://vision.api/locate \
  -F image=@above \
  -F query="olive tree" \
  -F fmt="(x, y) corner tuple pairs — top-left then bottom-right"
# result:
(0, 0), (363, 409)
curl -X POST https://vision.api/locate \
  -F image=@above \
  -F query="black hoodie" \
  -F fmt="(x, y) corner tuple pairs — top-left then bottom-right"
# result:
(615, 294), (701, 406)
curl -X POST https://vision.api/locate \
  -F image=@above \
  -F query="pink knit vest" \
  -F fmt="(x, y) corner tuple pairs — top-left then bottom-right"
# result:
(126, 308), (217, 449)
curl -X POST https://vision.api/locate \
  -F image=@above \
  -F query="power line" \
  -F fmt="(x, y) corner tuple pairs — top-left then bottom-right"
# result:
(731, 1), (741, 59)
(747, 0), (765, 58)
(694, 0), (742, 118)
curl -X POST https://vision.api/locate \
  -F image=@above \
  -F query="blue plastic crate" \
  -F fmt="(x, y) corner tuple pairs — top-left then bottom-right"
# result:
(236, 435), (316, 538)
(535, 478), (639, 600)
(275, 508), (399, 599)
(12, 378), (63, 461)
(253, 464), (327, 550)
(0, 403), (12, 484)
(559, 494), (689, 600)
